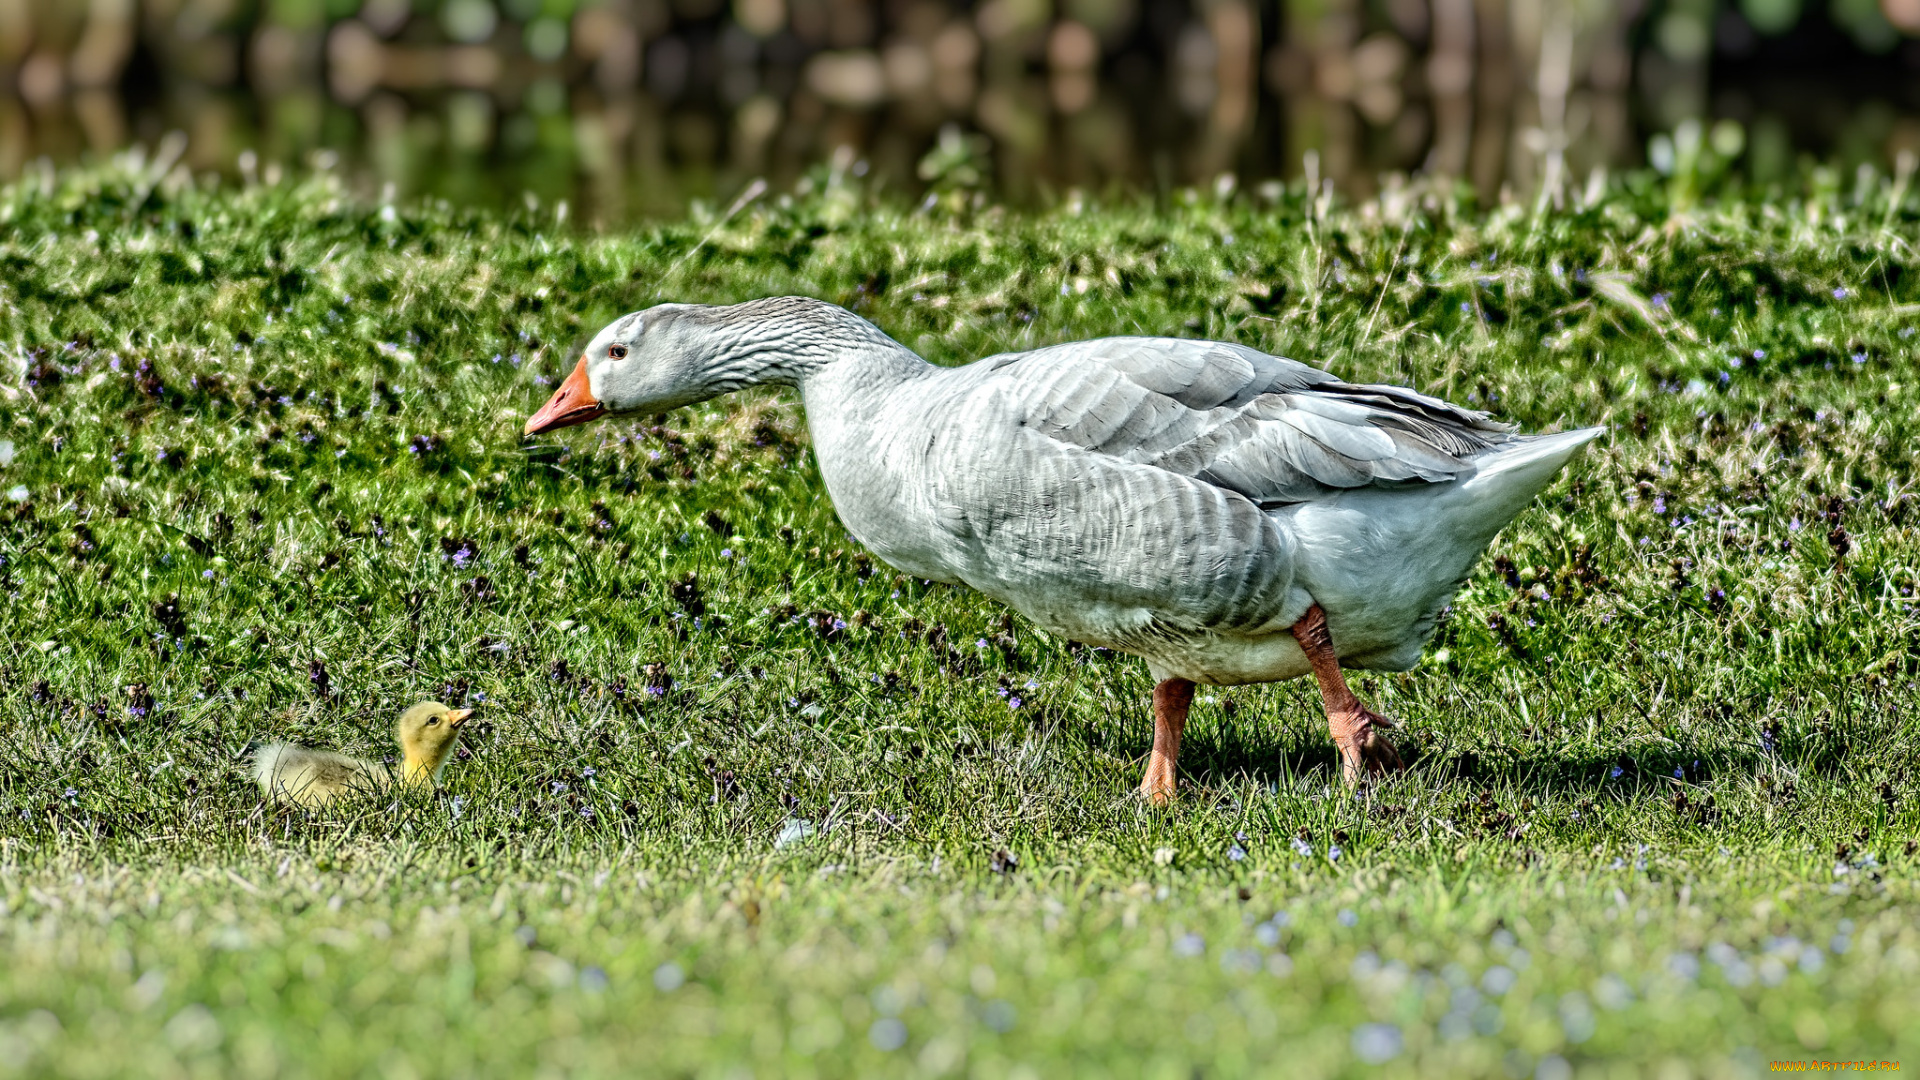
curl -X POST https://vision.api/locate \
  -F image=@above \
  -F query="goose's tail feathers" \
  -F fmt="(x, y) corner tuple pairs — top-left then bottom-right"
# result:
(1477, 426), (1605, 479)
(1456, 426), (1605, 524)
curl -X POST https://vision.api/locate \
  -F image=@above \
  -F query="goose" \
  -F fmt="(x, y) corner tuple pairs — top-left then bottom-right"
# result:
(254, 701), (471, 807)
(526, 297), (1600, 801)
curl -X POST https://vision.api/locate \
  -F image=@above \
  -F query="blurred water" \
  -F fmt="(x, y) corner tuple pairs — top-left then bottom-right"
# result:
(4, 0), (1920, 222)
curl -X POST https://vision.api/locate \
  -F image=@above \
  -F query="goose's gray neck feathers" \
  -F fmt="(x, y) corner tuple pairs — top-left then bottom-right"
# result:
(660, 296), (929, 394)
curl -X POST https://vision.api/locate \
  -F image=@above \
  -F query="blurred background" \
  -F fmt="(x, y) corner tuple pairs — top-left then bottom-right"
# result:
(2, 0), (1919, 222)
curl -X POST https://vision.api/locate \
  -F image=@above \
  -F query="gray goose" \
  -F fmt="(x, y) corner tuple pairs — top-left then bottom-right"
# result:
(526, 297), (1599, 800)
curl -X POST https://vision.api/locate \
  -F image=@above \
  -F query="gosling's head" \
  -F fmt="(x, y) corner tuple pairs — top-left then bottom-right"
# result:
(396, 701), (471, 785)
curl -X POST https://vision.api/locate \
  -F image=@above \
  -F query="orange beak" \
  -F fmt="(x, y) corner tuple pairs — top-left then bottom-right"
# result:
(524, 356), (608, 435)
(445, 708), (473, 728)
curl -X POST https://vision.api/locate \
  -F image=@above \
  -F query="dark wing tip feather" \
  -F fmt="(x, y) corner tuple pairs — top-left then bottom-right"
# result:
(1320, 381), (1510, 426)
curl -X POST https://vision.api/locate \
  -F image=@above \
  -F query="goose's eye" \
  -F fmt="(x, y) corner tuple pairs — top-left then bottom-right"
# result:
(426, 717), (440, 726)
(609, 343), (629, 360)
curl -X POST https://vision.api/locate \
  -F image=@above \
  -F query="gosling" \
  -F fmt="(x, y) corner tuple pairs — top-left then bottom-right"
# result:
(253, 701), (471, 808)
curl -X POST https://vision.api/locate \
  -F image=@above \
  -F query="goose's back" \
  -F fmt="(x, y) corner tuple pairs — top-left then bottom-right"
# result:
(977, 337), (1513, 501)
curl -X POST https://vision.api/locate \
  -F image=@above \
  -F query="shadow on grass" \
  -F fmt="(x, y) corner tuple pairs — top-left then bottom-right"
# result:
(1081, 708), (1884, 800)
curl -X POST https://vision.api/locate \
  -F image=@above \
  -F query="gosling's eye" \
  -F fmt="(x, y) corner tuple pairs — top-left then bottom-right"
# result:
(426, 717), (440, 726)
(609, 343), (629, 360)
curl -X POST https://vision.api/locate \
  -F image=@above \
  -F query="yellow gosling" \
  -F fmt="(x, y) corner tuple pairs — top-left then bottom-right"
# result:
(253, 701), (471, 808)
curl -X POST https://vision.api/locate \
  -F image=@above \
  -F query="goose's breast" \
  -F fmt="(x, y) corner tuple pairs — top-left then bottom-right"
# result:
(802, 375), (980, 584)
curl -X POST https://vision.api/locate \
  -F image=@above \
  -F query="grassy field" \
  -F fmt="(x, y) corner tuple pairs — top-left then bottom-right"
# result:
(0, 152), (1917, 1078)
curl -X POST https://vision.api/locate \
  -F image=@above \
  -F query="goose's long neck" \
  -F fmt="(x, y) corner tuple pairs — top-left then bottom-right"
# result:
(695, 297), (931, 398)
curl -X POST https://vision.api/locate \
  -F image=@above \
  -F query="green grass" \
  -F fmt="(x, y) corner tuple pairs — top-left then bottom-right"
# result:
(1, 154), (1918, 1078)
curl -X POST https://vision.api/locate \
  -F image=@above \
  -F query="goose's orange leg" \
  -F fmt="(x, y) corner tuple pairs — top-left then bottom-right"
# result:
(1291, 605), (1404, 784)
(1140, 678), (1194, 805)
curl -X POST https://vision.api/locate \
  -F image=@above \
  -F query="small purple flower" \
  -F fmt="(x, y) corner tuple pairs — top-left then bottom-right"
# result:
(64, 787), (77, 800)
(579, 805), (594, 819)
(975, 638), (988, 649)
(581, 767), (595, 778)
(1674, 767), (1684, 779)
(1610, 766), (1623, 778)
(1789, 517), (1802, 532)
(1328, 844), (1343, 863)
(720, 548), (732, 558)
(1228, 844), (1247, 862)
(1007, 696), (1022, 709)
(1651, 292), (1669, 310)
(552, 781), (568, 794)
(1833, 287), (1849, 300)
(1852, 352), (1867, 365)
(1290, 837), (1313, 857)
(645, 684), (668, 698)
(451, 548), (473, 569)
(1753, 349), (1766, 359)
(202, 569), (215, 579)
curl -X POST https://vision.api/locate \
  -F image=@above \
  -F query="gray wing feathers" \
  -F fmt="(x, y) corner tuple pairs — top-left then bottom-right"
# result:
(995, 336), (1513, 505)
(1276, 409), (1398, 462)
(1022, 360), (1212, 458)
(1101, 341), (1253, 407)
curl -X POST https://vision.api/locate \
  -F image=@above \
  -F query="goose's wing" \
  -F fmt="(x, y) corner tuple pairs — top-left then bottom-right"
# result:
(980, 337), (1512, 506)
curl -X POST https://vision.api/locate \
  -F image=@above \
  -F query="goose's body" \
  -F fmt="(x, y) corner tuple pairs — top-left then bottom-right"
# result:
(254, 701), (470, 808)
(252, 744), (392, 807)
(527, 298), (1599, 796)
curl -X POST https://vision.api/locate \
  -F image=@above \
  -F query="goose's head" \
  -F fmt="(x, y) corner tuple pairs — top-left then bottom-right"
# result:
(396, 700), (471, 785)
(523, 304), (743, 436)
(524, 298), (893, 436)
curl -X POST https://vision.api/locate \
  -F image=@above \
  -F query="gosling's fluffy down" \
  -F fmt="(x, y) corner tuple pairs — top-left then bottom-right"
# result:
(250, 744), (388, 807)
(253, 701), (470, 807)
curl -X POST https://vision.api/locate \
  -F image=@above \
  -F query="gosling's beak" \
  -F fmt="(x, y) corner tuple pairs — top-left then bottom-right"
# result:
(524, 356), (607, 436)
(445, 708), (473, 728)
